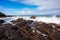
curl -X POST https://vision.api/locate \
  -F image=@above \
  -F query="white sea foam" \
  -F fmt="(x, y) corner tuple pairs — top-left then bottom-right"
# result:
(23, 16), (60, 24)
(0, 15), (60, 24)
(13, 15), (60, 24)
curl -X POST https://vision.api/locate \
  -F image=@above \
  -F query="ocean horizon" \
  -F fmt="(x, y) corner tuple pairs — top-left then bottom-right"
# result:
(7, 15), (60, 17)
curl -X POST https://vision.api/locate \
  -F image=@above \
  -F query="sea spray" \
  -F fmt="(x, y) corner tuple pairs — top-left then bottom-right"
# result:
(0, 15), (60, 24)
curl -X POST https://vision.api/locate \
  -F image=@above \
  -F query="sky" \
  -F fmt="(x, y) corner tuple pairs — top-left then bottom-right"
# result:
(0, 0), (60, 15)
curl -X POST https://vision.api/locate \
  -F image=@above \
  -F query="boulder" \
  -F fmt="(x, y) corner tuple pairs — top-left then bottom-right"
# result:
(30, 16), (36, 19)
(0, 20), (5, 25)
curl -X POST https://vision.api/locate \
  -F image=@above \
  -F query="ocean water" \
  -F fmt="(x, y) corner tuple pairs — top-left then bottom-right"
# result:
(0, 15), (60, 24)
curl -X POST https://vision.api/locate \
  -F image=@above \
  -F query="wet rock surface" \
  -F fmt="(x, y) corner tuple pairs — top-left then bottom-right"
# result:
(30, 16), (36, 19)
(0, 20), (5, 25)
(0, 18), (60, 40)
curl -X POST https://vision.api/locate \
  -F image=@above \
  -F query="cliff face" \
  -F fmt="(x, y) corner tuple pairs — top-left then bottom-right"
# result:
(0, 12), (6, 17)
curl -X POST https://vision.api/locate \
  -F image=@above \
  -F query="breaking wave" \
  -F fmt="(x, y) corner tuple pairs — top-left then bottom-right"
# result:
(0, 15), (60, 24)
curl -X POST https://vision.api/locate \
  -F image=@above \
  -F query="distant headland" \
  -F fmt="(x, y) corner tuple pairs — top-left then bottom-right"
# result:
(0, 12), (13, 18)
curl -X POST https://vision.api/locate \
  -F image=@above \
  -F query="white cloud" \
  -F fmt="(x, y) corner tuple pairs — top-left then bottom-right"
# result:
(0, 6), (60, 15)
(0, 6), (20, 15)
(10, 0), (60, 9)
(0, 6), (38, 15)
(9, 0), (60, 15)
(1, 0), (60, 15)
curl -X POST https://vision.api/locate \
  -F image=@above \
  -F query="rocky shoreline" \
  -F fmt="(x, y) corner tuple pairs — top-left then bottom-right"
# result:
(0, 18), (60, 40)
